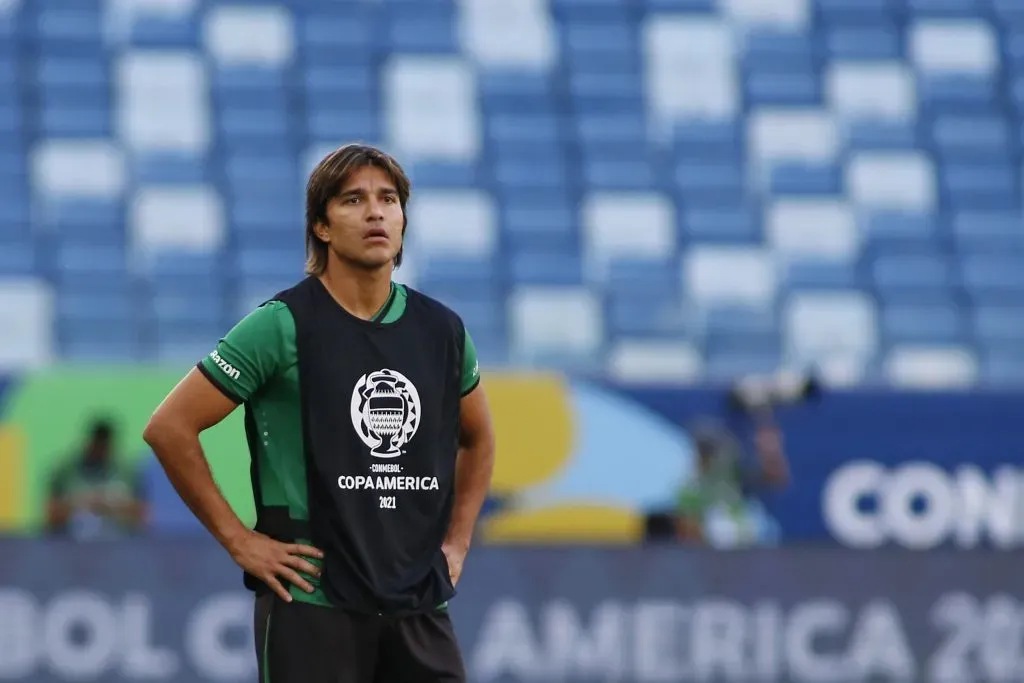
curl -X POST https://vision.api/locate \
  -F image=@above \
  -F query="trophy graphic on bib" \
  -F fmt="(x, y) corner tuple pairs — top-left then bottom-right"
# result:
(351, 369), (422, 458)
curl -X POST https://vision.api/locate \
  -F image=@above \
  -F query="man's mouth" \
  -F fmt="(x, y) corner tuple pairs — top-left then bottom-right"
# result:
(365, 228), (388, 240)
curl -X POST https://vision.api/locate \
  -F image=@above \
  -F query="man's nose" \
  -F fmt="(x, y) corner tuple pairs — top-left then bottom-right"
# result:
(365, 198), (385, 220)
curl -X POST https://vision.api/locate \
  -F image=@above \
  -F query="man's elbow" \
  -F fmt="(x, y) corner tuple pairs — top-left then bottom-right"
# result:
(142, 412), (189, 457)
(141, 416), (165, 451)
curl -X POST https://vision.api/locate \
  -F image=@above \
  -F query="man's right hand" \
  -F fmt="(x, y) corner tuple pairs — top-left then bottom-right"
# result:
(227, 530), (324, 602)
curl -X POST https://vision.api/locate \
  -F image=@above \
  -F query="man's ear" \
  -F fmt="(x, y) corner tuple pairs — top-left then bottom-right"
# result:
(314, 222), (330, 243)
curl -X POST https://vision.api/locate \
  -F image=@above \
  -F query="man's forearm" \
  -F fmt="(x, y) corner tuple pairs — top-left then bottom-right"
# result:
(445, 443), (495, 550)
(144, 423), (249, 551)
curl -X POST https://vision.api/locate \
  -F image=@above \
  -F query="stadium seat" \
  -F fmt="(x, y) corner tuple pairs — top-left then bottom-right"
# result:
(767, 199), (859, 264)
(845, 152), (937, 212)
(606, 340), (703, 384)
(461, 0), (557, 69)
(117, 52), (210, 153)
(642, 16), (739, 122)
(784, 290), (878, 366)
(884, 346), (978, 388)
(384, 57), (480, 161)
(409, 190), (498, 258)
(203, 6), (294, 68)
(582, 192), (675, 270)
(131, 186), (225, 256)
(31, 140), (125, 200)
(0, 278), (54, 370)
(748, 109), (839, 188)
(509, 286), (603, 361)
(826, 62), (916, 122)
(685, 247), (777, 308)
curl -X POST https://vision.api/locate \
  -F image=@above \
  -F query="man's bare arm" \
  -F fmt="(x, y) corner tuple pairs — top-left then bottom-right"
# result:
(143, 368), (321, 601)
(143, 368), (251, 547)
(442, 384), (496, 584)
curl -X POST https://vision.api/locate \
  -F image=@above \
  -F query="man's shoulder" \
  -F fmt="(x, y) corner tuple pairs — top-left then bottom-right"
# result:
(265, 276), (319, 309)
(403, 286), (462, 323)
(222, 298), (295, 343)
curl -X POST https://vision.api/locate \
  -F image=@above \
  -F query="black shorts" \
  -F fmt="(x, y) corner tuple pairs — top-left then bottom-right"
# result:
(253, 593), (466, 683)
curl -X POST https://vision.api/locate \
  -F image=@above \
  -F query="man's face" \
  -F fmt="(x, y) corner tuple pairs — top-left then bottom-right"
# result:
(316, 165), (404, 270)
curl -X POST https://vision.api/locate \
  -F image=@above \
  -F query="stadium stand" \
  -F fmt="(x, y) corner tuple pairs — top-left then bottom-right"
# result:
(2, 0), (1024, 388)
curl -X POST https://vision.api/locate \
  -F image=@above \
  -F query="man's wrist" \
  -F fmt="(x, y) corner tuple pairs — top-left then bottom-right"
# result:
(219, 522), (251, 556)
(443, 532), (471, 553)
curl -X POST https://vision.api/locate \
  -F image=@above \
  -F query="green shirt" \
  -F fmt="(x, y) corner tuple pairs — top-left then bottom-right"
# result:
(198, 282), (480, 606)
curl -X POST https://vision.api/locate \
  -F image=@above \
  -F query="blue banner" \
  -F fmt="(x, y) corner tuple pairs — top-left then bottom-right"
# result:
(623, 387), (1024, 549)
(1, 540), (1022, 683)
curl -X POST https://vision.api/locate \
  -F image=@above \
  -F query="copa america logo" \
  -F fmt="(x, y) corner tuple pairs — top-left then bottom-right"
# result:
(350, 369), (422, 458)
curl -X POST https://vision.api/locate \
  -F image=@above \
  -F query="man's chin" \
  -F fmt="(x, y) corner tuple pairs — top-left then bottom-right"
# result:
(346, 254), (396, 271)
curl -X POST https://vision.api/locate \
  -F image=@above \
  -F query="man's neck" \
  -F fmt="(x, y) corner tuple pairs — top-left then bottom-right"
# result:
(318, 258), (394, 321)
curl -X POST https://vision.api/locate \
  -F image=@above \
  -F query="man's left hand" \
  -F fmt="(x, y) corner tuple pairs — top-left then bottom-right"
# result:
(441, 542), (467, 586)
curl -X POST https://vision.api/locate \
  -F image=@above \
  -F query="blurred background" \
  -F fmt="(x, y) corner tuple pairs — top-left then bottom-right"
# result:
(1, 0), (1023, 681)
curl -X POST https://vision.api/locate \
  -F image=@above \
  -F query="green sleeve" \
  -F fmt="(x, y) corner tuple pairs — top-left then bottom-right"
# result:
(197, 301), (291, 403)
(461, 329), (481, 396)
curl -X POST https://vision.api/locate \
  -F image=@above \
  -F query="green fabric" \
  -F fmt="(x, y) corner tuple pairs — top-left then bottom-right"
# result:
(198, 283), (479, 608)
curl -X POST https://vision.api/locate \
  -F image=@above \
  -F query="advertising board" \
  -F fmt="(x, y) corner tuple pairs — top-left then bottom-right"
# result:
(1, 540), (1022, 683)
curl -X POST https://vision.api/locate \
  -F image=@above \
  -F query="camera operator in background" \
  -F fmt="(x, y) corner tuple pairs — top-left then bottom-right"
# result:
(675, 412), (789, 548)
(654, 372), (817, 548)
(45, 418), (148, 540)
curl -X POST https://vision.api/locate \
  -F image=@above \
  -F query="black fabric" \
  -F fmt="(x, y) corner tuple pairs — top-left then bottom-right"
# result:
(273, 276), (465, 615)
(196, 362), (243, 404)
(254, 594), (465, 683)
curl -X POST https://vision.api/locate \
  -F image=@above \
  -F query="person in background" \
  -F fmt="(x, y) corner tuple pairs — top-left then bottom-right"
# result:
(674, 412), (790, 548)
(46, 418), (148, 539)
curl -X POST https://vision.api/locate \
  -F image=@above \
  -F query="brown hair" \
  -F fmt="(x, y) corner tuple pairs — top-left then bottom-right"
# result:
(304, 143), (411, 275)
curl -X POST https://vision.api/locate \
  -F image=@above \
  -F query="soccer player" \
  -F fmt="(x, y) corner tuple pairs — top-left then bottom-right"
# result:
(143, 143), (497, 682)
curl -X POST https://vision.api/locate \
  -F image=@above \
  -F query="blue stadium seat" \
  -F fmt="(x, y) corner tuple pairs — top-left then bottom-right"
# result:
(951, 211), (1024, 253)
(872, 253), (953, 295)
(417, 256), (501, 288)
(783, 261), (859, 290)
(942, 163), (1019, 210)
(304, 65), (377, 100)
(824, 27), (902, 61)
(845, 121), (919, 150)
(681, 205), (762, 244)
(37, 58), (108, 89)
(606, 296), (687, 338)
(509, 249), (584, 286)
(961, 255), (1024, 299)
(501, 201), (579, 252)
(673, 121), (745, 160)
(744, 68), (821, 106)
(306, 108), (381, 144)
(929, 115), (1012, 161)
(881, 304), (966, 344)
(674, 162), (745, 196)
(768, 163), (843, 195)
(126, 15), (201, 48)
(131, 153), (210, 184)
(605, 258), (679, 294)
(387, 16), (457, 54)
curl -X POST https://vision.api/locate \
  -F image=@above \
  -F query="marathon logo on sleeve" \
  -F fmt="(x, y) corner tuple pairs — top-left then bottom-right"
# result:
(209, 350), (241, 381)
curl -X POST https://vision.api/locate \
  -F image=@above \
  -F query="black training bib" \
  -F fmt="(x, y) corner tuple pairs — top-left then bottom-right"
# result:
(274, 277), (464, 615)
